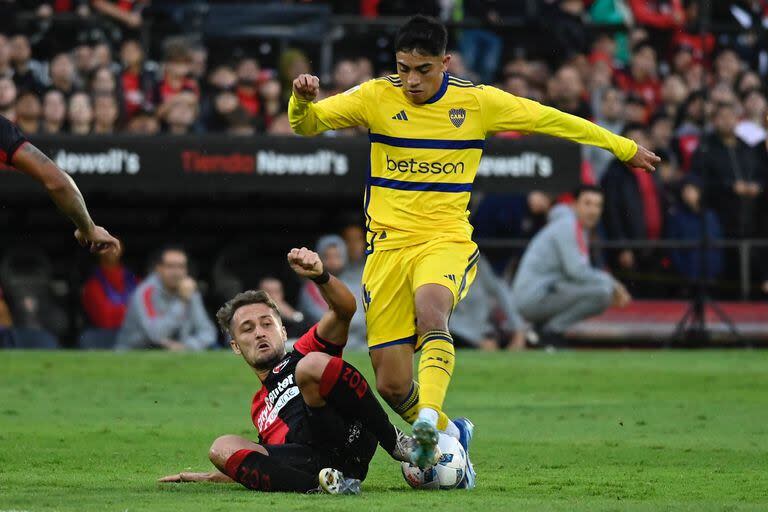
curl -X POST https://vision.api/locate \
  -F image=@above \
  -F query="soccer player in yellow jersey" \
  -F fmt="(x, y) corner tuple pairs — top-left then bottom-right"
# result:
(289, 15), (660, 482)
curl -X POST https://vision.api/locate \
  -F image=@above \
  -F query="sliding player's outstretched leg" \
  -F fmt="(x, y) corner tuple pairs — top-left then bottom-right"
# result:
(296, 351), (416, 463)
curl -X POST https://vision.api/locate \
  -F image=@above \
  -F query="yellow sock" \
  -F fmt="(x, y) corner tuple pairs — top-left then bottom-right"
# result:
(392, 381), (420, 424)
(417, 330), (455, 430)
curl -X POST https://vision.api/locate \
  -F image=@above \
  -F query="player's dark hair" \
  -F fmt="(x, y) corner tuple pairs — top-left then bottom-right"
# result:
(395, 15), (448, 57)
(573, 184), (603, 200)
(216, 289), (281, 336)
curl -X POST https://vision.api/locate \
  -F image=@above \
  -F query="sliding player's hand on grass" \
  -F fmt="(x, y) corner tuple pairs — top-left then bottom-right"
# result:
(287, 247), (323, 279)
(292, 74), (320, 102)
(158, 471), (232, 483)
(627, 144), (661, 172)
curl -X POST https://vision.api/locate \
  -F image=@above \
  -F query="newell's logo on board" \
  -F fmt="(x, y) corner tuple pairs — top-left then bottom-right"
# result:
(477, 153), (554, 178)
(54, 149), (140, 175)
(256, 150), (349, 176)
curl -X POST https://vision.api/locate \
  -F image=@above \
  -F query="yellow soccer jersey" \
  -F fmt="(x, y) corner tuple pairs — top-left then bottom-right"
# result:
(289, 73), (637, 252)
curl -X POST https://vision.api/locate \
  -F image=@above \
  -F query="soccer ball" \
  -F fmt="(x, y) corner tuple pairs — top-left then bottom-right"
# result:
(401, 433), (466, 490)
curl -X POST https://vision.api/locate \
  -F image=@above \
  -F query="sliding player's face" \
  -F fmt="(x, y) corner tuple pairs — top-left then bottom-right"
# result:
(230, 303), (288, 371)
(396, 50), (450, 104)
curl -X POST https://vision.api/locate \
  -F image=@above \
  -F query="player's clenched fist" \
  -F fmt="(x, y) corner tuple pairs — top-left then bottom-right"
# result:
(292, 74), (320, 101)
(287, 247), (323, 278)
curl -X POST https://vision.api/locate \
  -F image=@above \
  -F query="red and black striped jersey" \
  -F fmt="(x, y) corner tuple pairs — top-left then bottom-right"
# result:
(250, 324), (343, 445)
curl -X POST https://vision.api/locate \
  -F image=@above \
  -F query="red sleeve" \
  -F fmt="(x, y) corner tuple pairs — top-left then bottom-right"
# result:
(293, 324), (344, 357)
(82, 277), (129, 329)
(629, 0), (684, 29)
(0, 115), (28, 165)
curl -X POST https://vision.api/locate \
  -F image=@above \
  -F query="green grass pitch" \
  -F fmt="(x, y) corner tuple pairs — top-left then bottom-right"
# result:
(1, 350), (767, 511)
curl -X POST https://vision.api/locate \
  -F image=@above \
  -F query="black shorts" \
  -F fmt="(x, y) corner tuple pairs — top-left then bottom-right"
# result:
(263, 421), (377, 481)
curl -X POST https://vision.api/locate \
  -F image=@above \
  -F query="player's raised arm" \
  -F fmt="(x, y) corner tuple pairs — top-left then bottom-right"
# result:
(287, 247), (356, 345)
(480, 86), (660, 172)
(288, 74), (369, 136)
(2, 116), (120, 254)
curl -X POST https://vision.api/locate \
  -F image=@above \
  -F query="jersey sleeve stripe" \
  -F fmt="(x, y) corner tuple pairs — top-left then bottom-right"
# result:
(369, 132), (485, 149)
(369, 176), (472, 193)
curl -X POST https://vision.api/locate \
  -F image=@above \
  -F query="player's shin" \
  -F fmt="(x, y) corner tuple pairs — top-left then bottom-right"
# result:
(416, 330), (455, 430)
(223, 449), (318, 492)
(318, 357), (398, 455)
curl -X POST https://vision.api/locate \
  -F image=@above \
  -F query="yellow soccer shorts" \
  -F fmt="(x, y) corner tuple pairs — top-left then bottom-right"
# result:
(362, 238), (479, 350)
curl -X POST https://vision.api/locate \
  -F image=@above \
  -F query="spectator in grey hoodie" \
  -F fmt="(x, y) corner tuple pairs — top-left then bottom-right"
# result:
(512, 186), (631, 343)
(450, 253), (526, 351)
(116, 245), (217, 351)
(298, 235), (347, 325)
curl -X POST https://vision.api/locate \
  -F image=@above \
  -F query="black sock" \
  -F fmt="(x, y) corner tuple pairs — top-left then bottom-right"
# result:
(318, 357), (397, 454)
(224, 449), (318, 492)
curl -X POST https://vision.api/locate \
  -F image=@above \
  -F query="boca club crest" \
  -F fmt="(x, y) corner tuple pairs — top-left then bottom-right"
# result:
(449, 108), (466, 128)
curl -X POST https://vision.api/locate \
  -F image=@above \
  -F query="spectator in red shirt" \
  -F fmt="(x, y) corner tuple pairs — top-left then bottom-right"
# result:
(235, 58), (261, 118)
(92, 0), (147, 30)
(628, 0), (685, 30)
(156, 39), (199, 120)
(82, 246), (138, 330)
(615, 42), (662, 113)
(119, 39), (157, 119)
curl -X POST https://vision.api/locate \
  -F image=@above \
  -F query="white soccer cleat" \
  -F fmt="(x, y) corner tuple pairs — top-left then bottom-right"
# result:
(318, 468), (361, 495)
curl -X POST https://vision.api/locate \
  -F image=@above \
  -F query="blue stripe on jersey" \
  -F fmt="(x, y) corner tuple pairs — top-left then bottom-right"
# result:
(369, 335), (417, 351)
(369, 132), (485, 149)
(458, 249), (480, 298)
(364, 160), (376, 255)
(424, 72), (450, 104)
(369, 177), (472, 193)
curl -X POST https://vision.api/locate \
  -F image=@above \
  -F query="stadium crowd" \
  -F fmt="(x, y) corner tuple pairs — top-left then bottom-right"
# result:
(1, 0), (768, 349)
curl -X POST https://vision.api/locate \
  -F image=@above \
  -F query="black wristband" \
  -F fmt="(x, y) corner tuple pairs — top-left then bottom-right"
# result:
(311, 270), (330, 285)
